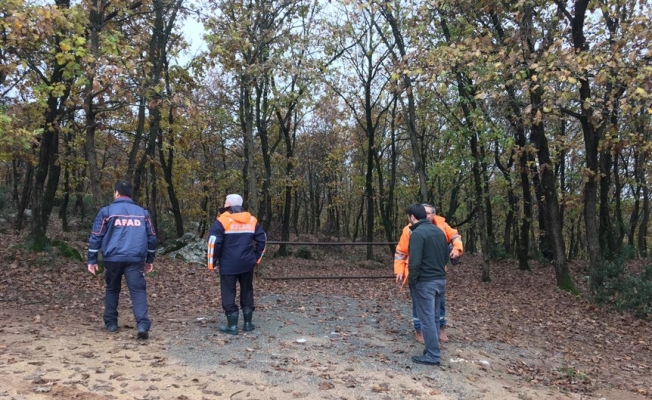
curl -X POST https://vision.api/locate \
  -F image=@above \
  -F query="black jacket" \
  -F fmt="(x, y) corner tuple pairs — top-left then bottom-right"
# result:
(408, 219), (449, 285)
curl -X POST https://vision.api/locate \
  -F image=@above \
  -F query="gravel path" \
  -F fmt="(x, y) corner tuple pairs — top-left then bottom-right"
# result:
(162, 293), (576, 400)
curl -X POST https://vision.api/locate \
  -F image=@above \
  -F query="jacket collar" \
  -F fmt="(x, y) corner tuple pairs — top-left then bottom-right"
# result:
(409, 219), (429, 231)
(113, 197), (134, 204)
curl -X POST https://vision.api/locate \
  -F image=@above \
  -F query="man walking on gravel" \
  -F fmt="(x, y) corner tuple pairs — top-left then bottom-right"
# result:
(207, 194), (267, 335)
(87, 180), (157, 340)
(405, 204), (449, 366)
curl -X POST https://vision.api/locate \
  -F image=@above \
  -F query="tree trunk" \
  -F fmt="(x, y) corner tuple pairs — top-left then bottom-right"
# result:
(255, 75), (273, 231)
(494, 143), (516, 257)
(277, 106), (298, 257)
(240, 80), (258, 214)
(148, 163), (158, 236)
(639, 184), (649, 258)
(58, 134), (71, 232)
(491, 8), (533, 269)
(529, 77), (575, 291)
(14, 162), (33, 231)
(379, 3), (428, 202)
(31, 121), (62, 248)
(83, 0), (103, 213)
(507, 1), (572, 290)
(439, 12), (491, 280)
(530, 111), (574, 291)
(126, 96), (147, 182)
(470, 133), (491, 282)
(613, 153), (625, 251)
(374, 142), (395, 256)
(480, 144), (495, 257)
(353, 196), (363, 243)
(133, 0), (181, 206)
(531, 172), (551, 260)
(133, 103), (159, 204)
(556, 0), (601, 288)
(292, 189), (300, 237)
(28, 0), (72, 247)
(159, 131), (184, 238)
(198, 184), (210, 239)
(628, 179), (641, 249)
(517, 151), (533, 270)
(30, 98), (63, 244)
(364, 106), (375, 261)
(598, 139), (617, 259)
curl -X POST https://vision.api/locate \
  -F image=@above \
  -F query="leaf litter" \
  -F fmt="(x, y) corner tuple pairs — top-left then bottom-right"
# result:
(0, 231), (650, 399)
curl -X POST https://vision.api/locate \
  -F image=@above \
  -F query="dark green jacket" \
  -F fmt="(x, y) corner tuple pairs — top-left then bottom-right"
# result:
(408, 219), (449, 285)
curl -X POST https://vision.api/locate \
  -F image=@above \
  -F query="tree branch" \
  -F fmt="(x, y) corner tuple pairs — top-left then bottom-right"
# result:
(552, 0), (574, 24)
(559, 106), (583, 120)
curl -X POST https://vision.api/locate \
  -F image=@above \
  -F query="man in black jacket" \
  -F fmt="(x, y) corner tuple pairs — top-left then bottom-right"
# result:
(207, 194), (267, 335)
(406, 203), (449, 366)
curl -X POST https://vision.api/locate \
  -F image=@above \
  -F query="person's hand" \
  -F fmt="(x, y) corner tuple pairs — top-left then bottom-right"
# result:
(395, 273), (404, 284)
(88, 264), (99, 275)
(449, 248), (462, 260)
(145, 263), (153, 274)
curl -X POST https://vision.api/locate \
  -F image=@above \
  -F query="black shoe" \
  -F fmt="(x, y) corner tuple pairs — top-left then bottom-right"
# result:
(106, 325), (118, 333)
(137, 330), (149, 340)
(412, 355), (440, 366)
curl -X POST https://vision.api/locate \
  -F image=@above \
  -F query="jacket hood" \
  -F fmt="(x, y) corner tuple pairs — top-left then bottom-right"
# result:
(220, 208), (253, 223)
(433, 214), (447, 225)
(218, 205), (244, 214)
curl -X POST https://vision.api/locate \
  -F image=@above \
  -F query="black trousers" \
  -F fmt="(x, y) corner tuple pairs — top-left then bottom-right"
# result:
(103, 261), (150, 331)
(220, 270), (255, 315)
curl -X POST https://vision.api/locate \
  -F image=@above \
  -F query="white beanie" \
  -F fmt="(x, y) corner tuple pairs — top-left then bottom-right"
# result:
(225, 194), (243, 207)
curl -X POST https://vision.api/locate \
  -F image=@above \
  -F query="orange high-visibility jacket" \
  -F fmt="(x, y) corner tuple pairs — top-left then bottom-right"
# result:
(393, 215), (463, 285)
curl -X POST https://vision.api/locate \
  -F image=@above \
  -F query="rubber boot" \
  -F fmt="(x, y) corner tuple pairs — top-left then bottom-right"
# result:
(219, 313), (239, 335)
(242, 308), (255, 332)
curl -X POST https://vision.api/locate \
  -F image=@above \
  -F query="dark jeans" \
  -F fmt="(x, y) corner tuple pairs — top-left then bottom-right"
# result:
(103, 261), (151, 331)
(411, 287), (446, 331)
(411, 279), (446, 363)
(220, 270), (255, 315)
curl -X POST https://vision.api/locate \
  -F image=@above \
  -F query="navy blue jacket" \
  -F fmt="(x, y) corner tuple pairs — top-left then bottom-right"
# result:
(207, 206), (267, 275)
(88, 197), (157, 264)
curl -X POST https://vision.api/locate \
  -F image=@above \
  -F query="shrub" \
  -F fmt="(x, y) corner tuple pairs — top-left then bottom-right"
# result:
(51, 239), (83, 261)
(0, 185), (10, 216)
(296, 246), (313, 259)
(593, 256), (652, 319)
(20, 238), (83, 262)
